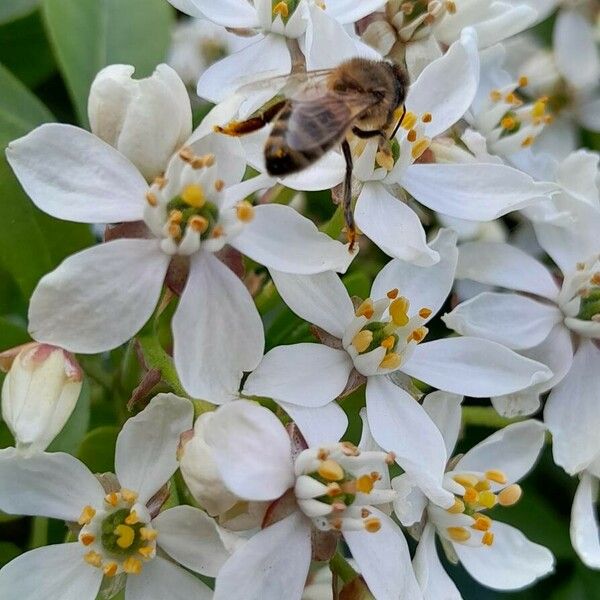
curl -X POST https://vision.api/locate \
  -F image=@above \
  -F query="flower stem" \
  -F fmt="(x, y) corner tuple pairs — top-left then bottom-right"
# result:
(461, 406), (524, 429)
(330, 549), (359, 584)
(320, 204), (344, 240)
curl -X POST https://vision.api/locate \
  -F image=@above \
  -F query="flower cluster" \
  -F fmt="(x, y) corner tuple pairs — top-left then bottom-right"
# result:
(1, 0), (600, 599)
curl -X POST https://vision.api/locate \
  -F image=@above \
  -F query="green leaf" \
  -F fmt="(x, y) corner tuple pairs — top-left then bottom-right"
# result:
(0, 0), (39, 25)
(42, 0), (174, 126)
(0, 316), (28, 351)
(0, 542), (20, 567)
(76, 426), (119, 473)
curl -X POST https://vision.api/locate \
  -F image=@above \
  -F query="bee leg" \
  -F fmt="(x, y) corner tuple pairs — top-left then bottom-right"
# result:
(351, 127), (385, 139)
(341, 139), (356, 252)
(214, 100), (288, 137)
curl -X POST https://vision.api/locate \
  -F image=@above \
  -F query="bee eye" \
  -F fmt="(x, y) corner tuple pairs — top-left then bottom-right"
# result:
(334, 83), (346, 93)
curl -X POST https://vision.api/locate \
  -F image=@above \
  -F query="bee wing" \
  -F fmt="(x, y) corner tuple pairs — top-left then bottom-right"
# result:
(233, 69), (335, 99)
(283, 93), (378, 152)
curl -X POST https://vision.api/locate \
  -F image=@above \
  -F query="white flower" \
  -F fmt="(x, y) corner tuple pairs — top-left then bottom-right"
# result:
(204, 400), (421, 600)
(0, 342), (82, 455)
(167, 18), (255, 88)
(397, 392), (554, 595)
(88, 64), (192, 182)
(239, 29), (556, 266)
(248, 228), (552, 508)
(443, 206), (600, 471)
(362, 0), (539, 79)
(6, 123), (354, 401)
(0, 394), (230, 600)
(173, 0), (382, 107)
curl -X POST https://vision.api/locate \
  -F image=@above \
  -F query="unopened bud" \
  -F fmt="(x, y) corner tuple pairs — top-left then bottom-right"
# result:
(1, 343), (83, 454)
(88, 64), (192, 182)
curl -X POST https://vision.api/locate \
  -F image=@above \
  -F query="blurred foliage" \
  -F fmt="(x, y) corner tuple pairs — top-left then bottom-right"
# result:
(0, 2), (599, 599)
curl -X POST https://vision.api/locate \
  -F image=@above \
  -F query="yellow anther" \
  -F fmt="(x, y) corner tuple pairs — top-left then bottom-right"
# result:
(376, 149), (394, 171)
(421, 112), (433, 123)
(485, 470), (507, 485)
(168, 222), (182, 240)
(215, 179), (225, 192)
(521, 135), (535, 148)
(408, 327), (427, 343)
(401, 111), (418, 130)
(463, 487), (479, 504)
(179, 147), (194, 162)
(411, 138), (431, 160)
(519, 75), (529, 87)
(189, 215), (209, 233)
(103, 562), (118, 577)
(357, 474), (375, 494)
(445, 0), (456, 13)
(80, 533), (96, 546)
(380, 335), (396, 350)
(501, 116), (518, 131)
(78, 505), (96, 525)
(114, 524), (136, 549)
(138, 545), (155, 559)
(181, 184), (205, 208)
(84, 551), (103, 568)
(505, 92), (520, 105)
(532, 99), (546, 118)
(236, 200), (255, 223)
(453, 474), (479, 488)
(153, 175), (167, 190)
(401, 2), (414, 14)
(125, 510), (140, 525)
(145, 192), (158, 207)
(211, 225), (224, 238)
(447, 527), (471, 542)
(204, 154), (215, 167)
(273, 1), (289, 17)
(169, 209), (183, 224)
(447, 498), (465, 514)
(340, 442), (360, 456)
(121, 489), (138, 504)
(364, 517), (381, 533)
(379, 352), (402, 370)
(591, 272), (600, 285)
(498, 484), (522, 507)
(482, 531), (494, 546)
(352, 329), (374, 353)
(318, 459), (345, 481)
(472, 515), (492, 531)
(326, 482), (342, 496)
(123, 557), (143, 575)
(387, 288), (399, 299)
(418, 307), (432, 319)
(475, 479), (491, 492)
(140, 527), (158, 542)
(478, 490), (497, 509)
(105, 492), (120, 507)
(407, 129), (417, 142)
(355, 298), (375, 319)
(490, 90), (502, 102)
(390, 297), (410, 326)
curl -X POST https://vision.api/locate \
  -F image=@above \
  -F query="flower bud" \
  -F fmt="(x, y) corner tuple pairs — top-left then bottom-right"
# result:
(1, 343), (83, 455)
(88, 64), (192, 182)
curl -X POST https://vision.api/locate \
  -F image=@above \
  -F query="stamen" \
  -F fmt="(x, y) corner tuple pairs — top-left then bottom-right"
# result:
(153, 175), (167, 190)
(379, 352), (401, 370)
(411, 138), (431, 160)
(215, 179), (225, 192)
(84, 551), (103, 568)
(121, 489), (138, 504)
(401, 111), (417, 130)
(532, 99), (546, 118)
(140, 527), (158, 542)
(407, 129), (417, 142)
(475, 479), (491, 491)
(447, 526), (471, 542)
(273, 1), (289, 17)
(179, 147), (194, 162)
(482, 531), (494, 546)
(421, 112), (433, 123)
(453, 474), (479, 488)
(103, 563), (118, 577)
(169, 209), (183, 224)
(211, 225), (224, 238)
(123, 557), (143, 575)
(472, 515), (492, 531)
(463, 487), (479, 504)
(380, 335), (395, 350)
(390, 297), (410, 326)
(501, 116), (518, 131)
(356, 474), (375, 494)
(521, 135), (535, 148)
(181, 184), (205, 208)
(408, 327), (427, 343)
(518, 75), (528, 87)
(105, 492), (120, 507)
(364, 517), (381, 533)
(485, 470), (507, 484)
(145, 192), (158, 207)
(138, 546), (155, 558)
(341, 442), (360, 456)
(318, 459), (344, 481)
(78, 505), (96, 525)
(114, 524), (136, 549)
(418, 308), (432, 319)
(80, 533), (96, 546)
(168, 222), (182, 240)
(490, 90), (502, 102)
(445, 0), (456, 13)
(125, 510), (140, 525)
(478, 490), (497, 508)
(355, 298), (375, 319)
(387, 288), (399, 299)
(189, 215), (209, 233)
(352, 330), (374, 353)
(236, 200), (255, 223)
(447, 498), (465, 514)
(497, 484), (522, 507)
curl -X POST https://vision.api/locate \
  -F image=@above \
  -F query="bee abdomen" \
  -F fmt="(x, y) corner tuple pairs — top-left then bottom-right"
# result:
(265, 142), (319, 176)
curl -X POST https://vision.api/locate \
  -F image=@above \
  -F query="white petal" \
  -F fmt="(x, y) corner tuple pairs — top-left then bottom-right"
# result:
(455, 521), (554, 590)
(323, 0), (387, 24)
(413, 524), (461, 600)
(206, 400), (294, 500)
(232, 204), (354, 274)
(344, 508), (422, 600)
(406, 28), (479, 138)
(126, 556), (212, 600)
(545, 339), (600, 474)
(0, 449), (104, 521)
(244, 343), (353, 407)
(116, 394), (193, 504)
(571, 473), (600, 569)
(153, 505), (230, 576)
(270, 269), (354, 338)
(391, 474), (428, 527)
(173, 252), (264, 403)
(281, 151), (346, 190)
(279, 401), (348, 446)
(405, 34), (443, 81)
(366, 376), (453, 508)
(403, 338), (553, 397)
(183, 0), (258, 28)
(0, 543), (102, 600)
(454, 420), (546, 485)
(443, 292), (563, 350)
(554, 10), (600, 90)
(456, 241), (559, 300)
(198, 34), (290, 103)
(28, 239), (169, 353)
(6, 123), (146, 223)
(166, 0), (205, 17)
(403, 163), (557, 221)
(422, 391), (463, 457)
(556, 149), (600, 207)
(354, 184), (439, 265)
(214, 512), (312, 600)
(371, 228), (457, 320)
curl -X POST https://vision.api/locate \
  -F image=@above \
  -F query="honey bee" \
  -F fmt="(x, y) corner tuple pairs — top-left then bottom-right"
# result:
(215, 57), (409, 250)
